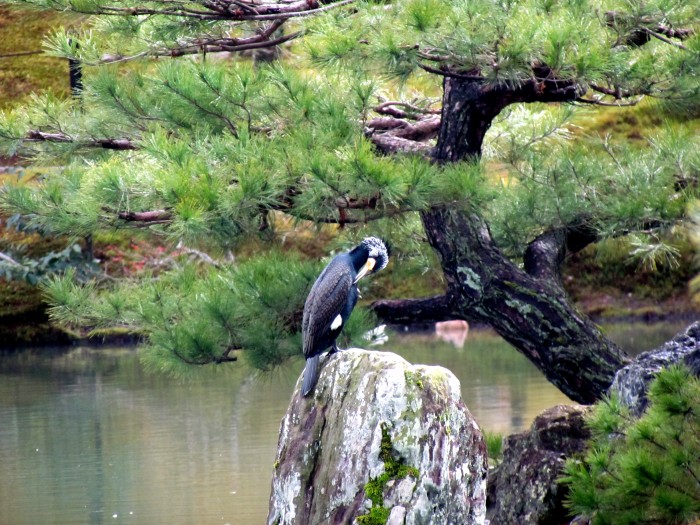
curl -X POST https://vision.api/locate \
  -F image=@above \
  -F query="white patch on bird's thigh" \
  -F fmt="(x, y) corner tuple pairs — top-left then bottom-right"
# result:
(331, 314), (343, 330)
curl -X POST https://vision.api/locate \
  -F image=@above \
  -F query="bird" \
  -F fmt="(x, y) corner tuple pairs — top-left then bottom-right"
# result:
(301, 236), (389, 397)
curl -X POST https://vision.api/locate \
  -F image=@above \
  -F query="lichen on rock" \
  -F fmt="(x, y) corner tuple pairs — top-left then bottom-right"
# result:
(267, 348), (488, 525)
(486, 404), (591, 525)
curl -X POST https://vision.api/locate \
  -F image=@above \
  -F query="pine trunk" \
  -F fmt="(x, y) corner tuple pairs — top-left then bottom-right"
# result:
(423, 77), (630, 403)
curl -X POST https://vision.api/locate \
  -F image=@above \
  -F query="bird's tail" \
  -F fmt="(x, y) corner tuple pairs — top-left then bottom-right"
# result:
(301, 355), (320, 397)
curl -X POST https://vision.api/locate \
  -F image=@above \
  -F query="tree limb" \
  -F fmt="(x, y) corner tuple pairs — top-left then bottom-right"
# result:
(589, 83), (647, 99)
(154, 30), (301, 58)
(90, 0), (356, 21)
(576, 96), (643, 107)
(374, 101), (440, 119)
(366, 115), (440, 142)
(371, 294), (462, 325)
(643, 27), (690, 51)
(118, 209), (173, 222)
(367, 133), (434, 156)
(0, 50), (43, 59)
(0, 251), (21, 266)
(25, 130), (138, 150)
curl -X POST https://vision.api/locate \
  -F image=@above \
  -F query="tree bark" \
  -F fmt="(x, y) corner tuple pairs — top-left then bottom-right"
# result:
(372, 294), (459, 325)
(420, 207), (629, 404)
(376, 76), (631, 403)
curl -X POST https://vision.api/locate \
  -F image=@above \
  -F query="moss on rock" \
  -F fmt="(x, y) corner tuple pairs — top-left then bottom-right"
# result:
(357, 424), (419, 524)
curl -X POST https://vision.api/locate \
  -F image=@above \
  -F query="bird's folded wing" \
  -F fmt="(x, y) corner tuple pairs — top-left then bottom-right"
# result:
(302, 259), (353, 357)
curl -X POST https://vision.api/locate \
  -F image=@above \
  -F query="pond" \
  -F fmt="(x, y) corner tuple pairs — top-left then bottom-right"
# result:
(0, 321), (689, 525)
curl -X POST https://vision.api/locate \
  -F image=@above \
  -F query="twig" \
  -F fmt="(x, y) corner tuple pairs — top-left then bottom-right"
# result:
(175, 241), (222, 267)
(575, 96), (643, 107)
(0, 252), (21, 266)
(0, 50), (43, 59)
(643, 27), (690, 51)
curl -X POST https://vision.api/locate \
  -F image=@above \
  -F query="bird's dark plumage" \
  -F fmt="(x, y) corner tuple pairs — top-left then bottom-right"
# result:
(301, 237), (388, 396)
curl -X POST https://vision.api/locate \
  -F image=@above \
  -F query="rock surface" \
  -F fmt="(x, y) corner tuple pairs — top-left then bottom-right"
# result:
(486, 404), (590, 525)
(610, 321), (700, 416)
(267, 348), (488, 525)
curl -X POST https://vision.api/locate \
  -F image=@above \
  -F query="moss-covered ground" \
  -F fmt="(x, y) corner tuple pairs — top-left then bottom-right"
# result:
(0, 5), (76, 110)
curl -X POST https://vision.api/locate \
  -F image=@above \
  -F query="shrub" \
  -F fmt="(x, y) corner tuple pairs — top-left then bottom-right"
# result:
(562, 365), (700, 525)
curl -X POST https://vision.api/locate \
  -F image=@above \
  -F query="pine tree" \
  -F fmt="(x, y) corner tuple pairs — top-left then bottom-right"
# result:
(0, 0), (698, 396)
(562, 365), (700, 525)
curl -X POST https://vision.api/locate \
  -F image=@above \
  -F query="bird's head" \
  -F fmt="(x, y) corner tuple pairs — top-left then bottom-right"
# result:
(353, 236), (389, 283)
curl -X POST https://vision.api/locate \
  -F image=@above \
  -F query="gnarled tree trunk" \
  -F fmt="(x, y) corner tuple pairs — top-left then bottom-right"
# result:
(375, 76), (631, 404)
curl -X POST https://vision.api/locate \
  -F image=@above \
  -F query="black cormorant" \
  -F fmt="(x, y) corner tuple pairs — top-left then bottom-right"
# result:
(301, 237), (389, 396)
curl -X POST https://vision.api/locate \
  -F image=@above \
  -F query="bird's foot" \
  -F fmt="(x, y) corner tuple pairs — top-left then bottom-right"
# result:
(328, 343), (345, 355)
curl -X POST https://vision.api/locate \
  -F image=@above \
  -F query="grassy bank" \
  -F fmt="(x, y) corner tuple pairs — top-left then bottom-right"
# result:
(0, 6), (77, 109)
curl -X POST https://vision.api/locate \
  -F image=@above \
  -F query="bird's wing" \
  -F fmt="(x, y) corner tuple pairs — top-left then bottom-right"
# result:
(302, 257), (354, 358)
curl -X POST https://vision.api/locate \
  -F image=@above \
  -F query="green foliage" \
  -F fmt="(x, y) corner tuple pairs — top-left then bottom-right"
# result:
(484, 431), (504, 466)
(488, 128), (700, 257)
(41, 252), (376, 375)
(1, 0), (699, 373)
(562, 365), (700, 525)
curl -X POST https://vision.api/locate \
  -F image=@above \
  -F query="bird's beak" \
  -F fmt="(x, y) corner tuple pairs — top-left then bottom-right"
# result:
(354, 257), (376, 284)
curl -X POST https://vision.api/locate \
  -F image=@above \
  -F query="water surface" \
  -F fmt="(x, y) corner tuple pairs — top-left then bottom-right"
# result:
(0, 321), (689, 524)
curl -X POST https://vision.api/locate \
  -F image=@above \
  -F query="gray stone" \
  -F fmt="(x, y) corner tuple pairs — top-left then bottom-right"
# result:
(267, 348), (488, 525)
(610, 322), (700, 416)
(486, 404), (590, 525)
(387, 505), (407, 525)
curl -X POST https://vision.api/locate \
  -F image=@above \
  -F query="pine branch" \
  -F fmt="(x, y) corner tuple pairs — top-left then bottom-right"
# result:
(0, 251), (21, 266)
(75, 0), (355, 22)
(0, 50), (43, 59)
(417, 63), (486, 80)
(24, 130), (138, 150)
(605, 11), (695, 48)
(366, 115), (440, 141)
(589, 84), (647, 100)
(371, 294), (462, 325)
(576, 96), (643, 107)
(365, 107), (440, 156)
(643, 27), (691, 51)
(109, 22), (300, 62)
(160, 80), (239, 137)
(368, 133), (434, 156)
(118, 210), (173, 222)
(374, 101), (440, 120)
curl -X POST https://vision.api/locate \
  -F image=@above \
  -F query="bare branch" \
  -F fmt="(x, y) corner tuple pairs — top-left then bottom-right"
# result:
(366, 115), (440, 147)
(118, 210), (173, 222)
(418, 62), (486, 80)
(25, 130), (138, 150)
(0, 252), (22, 266)
(0, 50), (43, 59)
(176, 241), (222, 267)
(655, 24), (694, 40)
(643, 27), (690, 51)
(372, 294), (462, 325)
(157, 28), (300, 59)
(84, 0), (355, 21)
(589, 83), (646, 99)
(368, 133), (434, 156)
(374, 101), (440, 119)
(575, 96), (643, 107)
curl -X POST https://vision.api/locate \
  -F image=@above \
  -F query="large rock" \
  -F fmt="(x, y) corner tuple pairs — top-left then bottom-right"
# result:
(267, 349), (488, 525)
(610, 321), (700, 416)
(486, 404), (590, 525)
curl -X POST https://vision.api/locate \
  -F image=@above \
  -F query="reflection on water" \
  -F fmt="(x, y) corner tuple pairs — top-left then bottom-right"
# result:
(0, 321), (690, 525)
